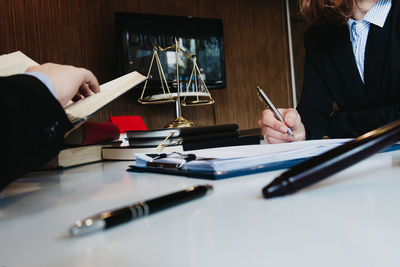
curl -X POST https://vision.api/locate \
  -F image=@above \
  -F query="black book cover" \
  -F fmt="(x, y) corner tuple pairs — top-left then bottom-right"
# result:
(128, 130), (240, 147)
(126, 124), (239, 139)
(182, 135), (261, 151)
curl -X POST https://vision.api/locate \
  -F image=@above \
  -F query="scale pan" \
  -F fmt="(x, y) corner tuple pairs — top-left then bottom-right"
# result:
(138, 97), (176, 104)
(181, 99), (215, 106)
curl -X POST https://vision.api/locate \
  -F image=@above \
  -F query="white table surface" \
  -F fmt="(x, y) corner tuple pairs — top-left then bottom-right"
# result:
(1, 151), (400, 267)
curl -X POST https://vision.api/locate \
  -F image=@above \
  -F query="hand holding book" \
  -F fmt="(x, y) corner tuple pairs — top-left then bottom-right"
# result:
(2, 51), (147, 126)
(26, 63), (100, 107)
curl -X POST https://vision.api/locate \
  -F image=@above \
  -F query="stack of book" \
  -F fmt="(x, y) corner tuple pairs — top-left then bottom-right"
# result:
(40, 122), (122, 169)
(125, 124), (260, 150)
(102, 124), (260, 161)
(41, 123), (261, 165)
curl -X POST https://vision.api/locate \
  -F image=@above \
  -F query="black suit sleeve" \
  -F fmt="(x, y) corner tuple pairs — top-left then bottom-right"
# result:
(296, 29), (334, 139)
(327, 105), (400, 138)
(0, 74), (73, 190)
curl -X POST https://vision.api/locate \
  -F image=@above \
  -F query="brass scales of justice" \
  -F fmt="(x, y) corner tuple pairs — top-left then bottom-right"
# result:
(138, 38), (214, 128)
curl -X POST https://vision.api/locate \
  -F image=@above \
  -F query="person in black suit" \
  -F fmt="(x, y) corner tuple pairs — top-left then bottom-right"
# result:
(259, 0), (400, 143)
(1, 63), (100, 190)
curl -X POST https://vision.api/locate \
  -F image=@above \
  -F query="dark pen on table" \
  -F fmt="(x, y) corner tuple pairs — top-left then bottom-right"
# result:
(257, 87), (294, 137)
(262, 119), (400, 199)
(69, 184), (213, 236)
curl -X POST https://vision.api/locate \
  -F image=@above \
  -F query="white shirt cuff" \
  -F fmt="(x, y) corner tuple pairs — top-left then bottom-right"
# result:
(25, 72), (56, 98)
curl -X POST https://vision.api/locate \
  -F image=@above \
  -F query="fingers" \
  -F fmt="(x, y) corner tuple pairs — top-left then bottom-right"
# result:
(281, 109), (306, 140)
(258, 118), (293, 144)
(262, 123), (294, 143)
(281, 108), (301, 129)
(79, 82), (94, 98)
(72, 93), (83, 102)
(79, 68), (100, 94)
(73, 69), (100, 102)
(74, 68), (100, 98)
(259, 108), (306, 144)
(261, 109), (288, 132)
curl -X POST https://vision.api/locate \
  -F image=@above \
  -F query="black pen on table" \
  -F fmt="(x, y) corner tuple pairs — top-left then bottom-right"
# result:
(69, 184), (213, 236)
(257, 87), (294, 137)
(262, 119), (400, 199)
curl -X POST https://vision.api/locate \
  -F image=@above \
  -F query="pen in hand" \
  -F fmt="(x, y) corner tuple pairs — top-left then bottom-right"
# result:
(257, 87), (294, 137)
(69, 184), (213, 236)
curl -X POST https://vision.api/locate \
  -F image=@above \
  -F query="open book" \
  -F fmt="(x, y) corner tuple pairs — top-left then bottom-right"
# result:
(0, 51), (147, 125)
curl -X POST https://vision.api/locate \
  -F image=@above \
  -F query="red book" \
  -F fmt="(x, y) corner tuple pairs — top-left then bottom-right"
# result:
(64, 122), (120, 145)
(109, 116), (147, 133)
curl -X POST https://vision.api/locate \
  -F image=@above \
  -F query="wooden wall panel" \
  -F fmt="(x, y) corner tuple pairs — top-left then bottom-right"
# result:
(211, 0), (292, 129)
(0, 0), (292, 130)
(0, 0), (111, 76)
(289, 0), (308, 102)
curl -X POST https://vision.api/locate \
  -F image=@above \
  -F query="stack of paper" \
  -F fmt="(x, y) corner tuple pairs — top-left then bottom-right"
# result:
(133, 139), (352, 178)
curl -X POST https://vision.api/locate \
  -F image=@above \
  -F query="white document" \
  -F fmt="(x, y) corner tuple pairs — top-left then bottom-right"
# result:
(135, 139), (352, 173)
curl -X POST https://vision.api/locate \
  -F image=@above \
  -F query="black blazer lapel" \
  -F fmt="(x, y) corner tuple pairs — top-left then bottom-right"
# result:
(364, 16), (392, 106)
(329, 25), (369, 107)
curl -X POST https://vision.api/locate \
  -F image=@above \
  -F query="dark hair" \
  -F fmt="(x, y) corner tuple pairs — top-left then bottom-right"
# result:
(300, 0), (354, 25)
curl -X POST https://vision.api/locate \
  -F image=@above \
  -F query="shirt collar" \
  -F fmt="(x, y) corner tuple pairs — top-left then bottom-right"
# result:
(363, 0), (392, 28)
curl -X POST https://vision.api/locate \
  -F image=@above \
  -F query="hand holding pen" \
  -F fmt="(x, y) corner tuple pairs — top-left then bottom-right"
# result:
(257, 87), (306, 143)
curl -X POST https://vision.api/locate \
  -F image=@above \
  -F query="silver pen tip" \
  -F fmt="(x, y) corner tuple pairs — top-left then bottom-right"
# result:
(69, 218), (106, 236)
(69, 225), (80, 236)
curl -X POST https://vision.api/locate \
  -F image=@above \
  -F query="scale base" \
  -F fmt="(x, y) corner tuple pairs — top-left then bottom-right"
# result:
(165, 116), (196, 128)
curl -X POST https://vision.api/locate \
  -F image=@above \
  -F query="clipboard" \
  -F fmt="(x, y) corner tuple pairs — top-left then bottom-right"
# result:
(127, 157), (308, 180)
(127, 142), (400, 180)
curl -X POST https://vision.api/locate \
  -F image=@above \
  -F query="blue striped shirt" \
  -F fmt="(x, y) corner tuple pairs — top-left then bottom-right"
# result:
(347, 0), (392, 83)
